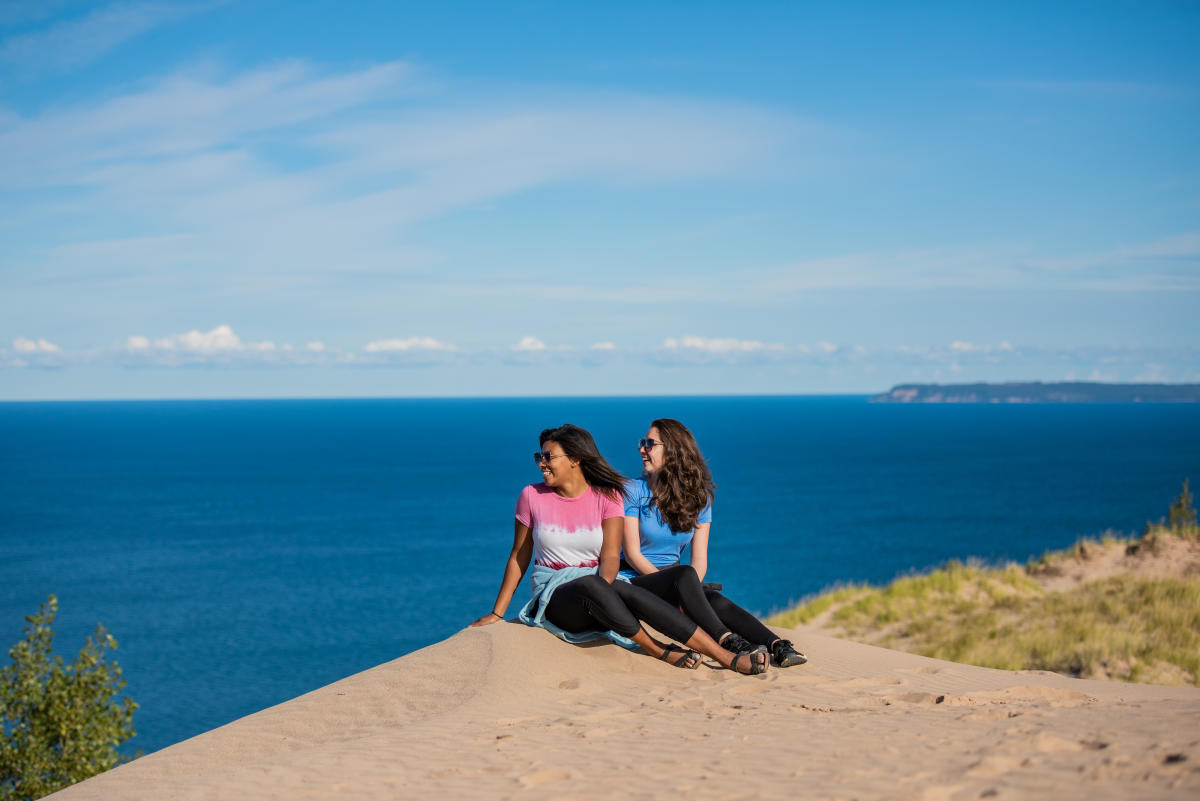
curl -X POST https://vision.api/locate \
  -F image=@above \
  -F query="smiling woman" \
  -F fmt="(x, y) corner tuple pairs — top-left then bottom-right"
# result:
(469, 423), (768, 674)
(620, 418), (807, 669)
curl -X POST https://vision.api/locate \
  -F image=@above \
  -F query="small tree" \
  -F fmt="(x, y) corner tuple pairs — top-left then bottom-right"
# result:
(1168, 478), (1197, 535)
(0, 596), (136, 801)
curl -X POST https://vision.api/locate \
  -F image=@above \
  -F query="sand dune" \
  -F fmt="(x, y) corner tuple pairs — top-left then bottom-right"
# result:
(49, 623), (1200, 800)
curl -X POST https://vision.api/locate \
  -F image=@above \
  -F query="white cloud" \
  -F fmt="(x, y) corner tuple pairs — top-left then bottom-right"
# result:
(364, 337), (456, 352)
(590, 341), (616, 350)
(3, 336), (65, 368)
(662, 336), (783, 354)
(118, 325), (294, 366)
(304, 341), (326, 352)
(13, 336), (62, 353)
(512, 336), (547, 351)
(653, 335), (789, 366)
(140, 324), (244, 353)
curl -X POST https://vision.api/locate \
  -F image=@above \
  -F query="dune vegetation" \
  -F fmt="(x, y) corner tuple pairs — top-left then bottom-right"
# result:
(770, 481), (1200, 686)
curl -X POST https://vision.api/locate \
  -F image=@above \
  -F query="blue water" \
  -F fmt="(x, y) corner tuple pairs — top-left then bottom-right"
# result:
(2, 397), (1198, 754)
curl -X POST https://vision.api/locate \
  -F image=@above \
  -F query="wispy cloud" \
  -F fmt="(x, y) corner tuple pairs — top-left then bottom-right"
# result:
(0, 60), (807, 296)
(0, 2), (209, 74)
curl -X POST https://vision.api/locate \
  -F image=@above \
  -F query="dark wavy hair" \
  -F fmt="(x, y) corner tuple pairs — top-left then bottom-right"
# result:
(539, 424), (628, 502)
(647, 418), (716, 533)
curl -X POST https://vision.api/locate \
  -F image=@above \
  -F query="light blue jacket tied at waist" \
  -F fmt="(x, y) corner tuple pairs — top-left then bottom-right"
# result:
(518, 564), (638, 651)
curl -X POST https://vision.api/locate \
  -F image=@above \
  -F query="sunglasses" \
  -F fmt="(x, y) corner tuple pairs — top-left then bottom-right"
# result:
(533, 451), (569, 465)
(638, 438), (662, 451)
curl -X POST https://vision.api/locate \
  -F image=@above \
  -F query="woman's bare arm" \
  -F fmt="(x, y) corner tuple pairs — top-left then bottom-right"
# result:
(622, 515), (659, 575)
(598, 516), (624, 583)
(688, 522), (710, 582)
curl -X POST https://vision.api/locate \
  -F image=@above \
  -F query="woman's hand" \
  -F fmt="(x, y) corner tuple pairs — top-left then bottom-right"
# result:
(469, 612), (503, 628)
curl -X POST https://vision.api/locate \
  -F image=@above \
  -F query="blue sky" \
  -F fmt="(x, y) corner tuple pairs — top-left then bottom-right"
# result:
(1, 0), (1198, 398)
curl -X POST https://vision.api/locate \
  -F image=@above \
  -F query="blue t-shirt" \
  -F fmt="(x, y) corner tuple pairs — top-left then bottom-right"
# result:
(621, 477), (712, 575)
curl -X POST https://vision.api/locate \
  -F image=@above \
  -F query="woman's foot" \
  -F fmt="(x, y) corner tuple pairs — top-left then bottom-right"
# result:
(728, 643), (768, 675)
(658, 643), (701, 669)
(770, 638), (808, 667)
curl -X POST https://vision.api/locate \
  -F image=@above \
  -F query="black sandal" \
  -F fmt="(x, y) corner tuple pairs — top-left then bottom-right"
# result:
(659, 644), (700, 669)
(731, 644), (769, 675)
(770, 639), (808, 667)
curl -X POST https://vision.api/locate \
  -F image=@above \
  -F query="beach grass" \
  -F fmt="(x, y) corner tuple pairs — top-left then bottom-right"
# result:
(770, 516), (1200, 687)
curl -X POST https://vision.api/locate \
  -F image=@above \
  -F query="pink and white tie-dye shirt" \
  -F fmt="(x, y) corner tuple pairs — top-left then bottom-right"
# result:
(514, 483), (624, 569)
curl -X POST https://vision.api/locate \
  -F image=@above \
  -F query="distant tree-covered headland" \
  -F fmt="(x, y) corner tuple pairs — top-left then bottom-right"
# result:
(872, 382), (1200, 403)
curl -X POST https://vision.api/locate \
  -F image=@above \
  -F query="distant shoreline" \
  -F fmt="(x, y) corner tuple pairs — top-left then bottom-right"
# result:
(872, 382), (1200, 403)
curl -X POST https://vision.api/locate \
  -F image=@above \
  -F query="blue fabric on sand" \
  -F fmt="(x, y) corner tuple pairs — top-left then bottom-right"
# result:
(518, 564), (638, 650)
(619, 477), (712, 579)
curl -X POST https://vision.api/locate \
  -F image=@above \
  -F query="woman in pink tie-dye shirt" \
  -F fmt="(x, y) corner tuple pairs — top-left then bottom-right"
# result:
(470, 423), (769, 675)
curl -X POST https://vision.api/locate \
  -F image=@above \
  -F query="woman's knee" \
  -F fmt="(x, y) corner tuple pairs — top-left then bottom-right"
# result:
(570, 573), (610, 597)
(663, 563), (699, 585)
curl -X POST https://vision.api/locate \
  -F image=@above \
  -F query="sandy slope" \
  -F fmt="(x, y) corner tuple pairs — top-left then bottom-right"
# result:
(50, 623), (1200, 801)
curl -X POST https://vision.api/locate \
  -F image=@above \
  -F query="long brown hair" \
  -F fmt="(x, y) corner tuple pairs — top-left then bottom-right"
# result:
(540, 424), (628, 502)
(647, 418), (715, 532)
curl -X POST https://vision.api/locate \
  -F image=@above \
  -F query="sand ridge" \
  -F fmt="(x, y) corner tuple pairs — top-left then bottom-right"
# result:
(49, 623), (1200, 800)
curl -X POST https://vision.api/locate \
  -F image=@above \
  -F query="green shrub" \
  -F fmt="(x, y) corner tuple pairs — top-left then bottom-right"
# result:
(0, 596), (136, 801)
(1169, 478), (1197, 534)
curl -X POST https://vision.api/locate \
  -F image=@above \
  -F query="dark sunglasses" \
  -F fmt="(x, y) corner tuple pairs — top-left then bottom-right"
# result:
(638, 438), (662, 450)
(533, 451), (568, 465)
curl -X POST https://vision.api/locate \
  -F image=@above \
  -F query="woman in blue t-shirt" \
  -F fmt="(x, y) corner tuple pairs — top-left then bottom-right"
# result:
(620, 418), (807, 668)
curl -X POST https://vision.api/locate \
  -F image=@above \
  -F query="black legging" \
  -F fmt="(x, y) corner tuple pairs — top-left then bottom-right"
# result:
(704, 587), (778, 647)
(630, 564), (778, 647)
(544, 573), (700, 644)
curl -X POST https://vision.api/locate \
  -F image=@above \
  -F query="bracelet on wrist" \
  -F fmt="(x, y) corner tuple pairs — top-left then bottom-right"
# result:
(490, 611), (503, 619)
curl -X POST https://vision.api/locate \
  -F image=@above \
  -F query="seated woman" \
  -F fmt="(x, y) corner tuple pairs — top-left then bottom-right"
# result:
(620, 418), (807, 668)
(470, 423), (766, 675)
